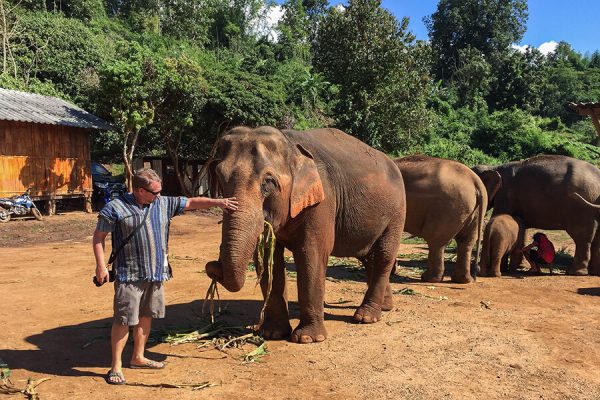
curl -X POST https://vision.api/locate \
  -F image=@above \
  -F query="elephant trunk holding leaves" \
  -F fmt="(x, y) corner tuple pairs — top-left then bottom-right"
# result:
(473, 155), (600, 275)
(206, 126), (406, 343)
(394, 155), (490, 283)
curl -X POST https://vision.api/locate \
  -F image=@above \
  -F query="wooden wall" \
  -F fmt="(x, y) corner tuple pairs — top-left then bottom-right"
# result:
(0, 120), (92, 199)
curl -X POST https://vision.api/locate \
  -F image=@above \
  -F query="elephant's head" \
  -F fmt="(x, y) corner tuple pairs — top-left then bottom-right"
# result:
(473, 164), (502, 209)
(205, 126), (325, 292)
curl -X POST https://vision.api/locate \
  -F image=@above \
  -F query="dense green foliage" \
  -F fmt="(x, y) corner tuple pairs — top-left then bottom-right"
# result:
(1, 0), (598, 189)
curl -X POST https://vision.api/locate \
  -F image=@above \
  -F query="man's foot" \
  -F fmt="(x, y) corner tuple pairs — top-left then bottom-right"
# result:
(106, 370), (126, 385)
(129, 359), (165, 369)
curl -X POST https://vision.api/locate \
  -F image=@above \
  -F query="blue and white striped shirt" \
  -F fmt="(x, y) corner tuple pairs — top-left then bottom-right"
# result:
(96, 193), (187, 282)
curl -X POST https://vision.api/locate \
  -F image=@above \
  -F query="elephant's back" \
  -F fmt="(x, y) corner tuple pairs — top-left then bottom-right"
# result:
(504, 155), (600, 228)
(395, 155), (482, 204)
(395, 156), (485, 237)
(284, 128), (403, 186)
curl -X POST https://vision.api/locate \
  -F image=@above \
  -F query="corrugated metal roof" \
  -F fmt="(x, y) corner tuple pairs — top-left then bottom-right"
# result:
(567, 101), (600, 113)
(0, 88), (114, 130)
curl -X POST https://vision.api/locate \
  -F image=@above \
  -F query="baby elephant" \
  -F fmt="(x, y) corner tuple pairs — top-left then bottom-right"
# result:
(480, 214), (525, 277)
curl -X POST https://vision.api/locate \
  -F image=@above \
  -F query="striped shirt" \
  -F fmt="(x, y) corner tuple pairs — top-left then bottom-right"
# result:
(96, 193), (187, 282)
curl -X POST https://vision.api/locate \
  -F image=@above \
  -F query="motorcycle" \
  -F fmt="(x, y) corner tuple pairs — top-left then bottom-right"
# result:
(0, 188), (43, 223)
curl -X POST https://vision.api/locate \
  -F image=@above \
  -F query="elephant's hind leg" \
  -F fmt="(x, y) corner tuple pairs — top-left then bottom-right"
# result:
(259, 242), (292, 340)
(360, 255), (393, 311)
(588, 228), (600, 276)
(421, 243), (445, 283)
(354, 224), (402, 324)
(451, 236), (475, 284)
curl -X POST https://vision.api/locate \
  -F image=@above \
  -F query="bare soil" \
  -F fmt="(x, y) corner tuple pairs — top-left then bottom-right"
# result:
(2, 211), (600, 400)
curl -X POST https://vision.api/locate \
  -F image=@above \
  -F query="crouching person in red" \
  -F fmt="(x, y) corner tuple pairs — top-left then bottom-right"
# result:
(522, 232), (555, 274)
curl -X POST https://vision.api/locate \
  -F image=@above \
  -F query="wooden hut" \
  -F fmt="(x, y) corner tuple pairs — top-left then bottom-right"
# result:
(133, 156), (209, 196)
(0, 88), (113, 215)
(567, 101), (600, 138)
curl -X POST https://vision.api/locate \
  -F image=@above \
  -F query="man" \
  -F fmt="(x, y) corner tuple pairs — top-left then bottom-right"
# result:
(522, 232), (555, 274)
(92, 168), (238, 385)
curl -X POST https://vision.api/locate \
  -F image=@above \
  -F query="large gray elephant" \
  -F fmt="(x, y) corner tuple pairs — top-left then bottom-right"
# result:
(205, 126), (406, 343)
(394, 155), (490, 283)
(473, 155), (600, 275)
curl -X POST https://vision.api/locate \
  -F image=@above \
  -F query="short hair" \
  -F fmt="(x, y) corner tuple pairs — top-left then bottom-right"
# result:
(132, 168), (162, 189)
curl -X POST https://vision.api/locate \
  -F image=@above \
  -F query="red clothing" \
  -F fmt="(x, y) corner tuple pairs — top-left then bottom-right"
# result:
(533, 233), (555, 264)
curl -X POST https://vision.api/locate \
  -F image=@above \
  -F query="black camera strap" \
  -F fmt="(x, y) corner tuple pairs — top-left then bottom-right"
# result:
(107, 205), (151, 266)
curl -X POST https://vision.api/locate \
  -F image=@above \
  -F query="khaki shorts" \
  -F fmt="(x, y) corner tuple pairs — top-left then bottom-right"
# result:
(113, 281), (165, 326)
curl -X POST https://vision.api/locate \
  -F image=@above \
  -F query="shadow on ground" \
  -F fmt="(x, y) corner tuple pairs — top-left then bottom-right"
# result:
(0, 299), (265, 378)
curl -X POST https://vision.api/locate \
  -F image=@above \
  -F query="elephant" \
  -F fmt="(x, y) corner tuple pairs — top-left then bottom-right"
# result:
(479, 214), (525, 277)
(205, 126), (406, 343)
(473, 155), (600, 275)
(394, 155), (490, 283)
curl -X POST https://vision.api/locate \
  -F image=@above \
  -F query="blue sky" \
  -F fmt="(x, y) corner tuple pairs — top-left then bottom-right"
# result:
(380, 0), (600, 55)
(272, 1), (600, 55)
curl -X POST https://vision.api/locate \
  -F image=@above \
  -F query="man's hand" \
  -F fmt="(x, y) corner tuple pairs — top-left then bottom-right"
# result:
(95, 265), (109, 286)
(219, 197), (239, 212)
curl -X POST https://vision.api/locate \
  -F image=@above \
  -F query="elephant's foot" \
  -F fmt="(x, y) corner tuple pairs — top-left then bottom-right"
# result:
(487, 270), (502, 278)
(260, 319), (292, 340)
(451, 272), (474, 284)
(291, 321), (327, 344)
(353, 302), (382, 324)
(421, 270), (443, 283)
(566, 266), (588, 276)
(588, 265), (600, 276)
(381, 294), (394, 311)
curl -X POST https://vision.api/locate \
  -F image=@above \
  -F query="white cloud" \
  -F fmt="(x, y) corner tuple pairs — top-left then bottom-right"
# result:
(538, 41), (558, 55)
(512, 44), (529, 53)
(512, 41), (558, 55)
(250, 4), (283, 41)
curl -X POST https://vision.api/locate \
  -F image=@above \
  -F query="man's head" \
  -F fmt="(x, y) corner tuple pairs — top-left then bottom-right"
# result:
(132, 168), (162, 205)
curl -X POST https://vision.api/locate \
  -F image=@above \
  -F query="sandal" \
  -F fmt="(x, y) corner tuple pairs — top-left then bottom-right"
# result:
(106, 370), (126, 385)
(129, 360), (165, 369)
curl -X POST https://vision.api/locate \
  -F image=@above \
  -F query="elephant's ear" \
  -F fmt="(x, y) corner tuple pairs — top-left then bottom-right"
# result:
(207, 159), (222, 198)
(480, 170), (502, 203)
(290, 144), (325, 218)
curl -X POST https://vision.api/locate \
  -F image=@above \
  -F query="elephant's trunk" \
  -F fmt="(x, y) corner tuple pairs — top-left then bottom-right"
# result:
(206, 207), (263, 292)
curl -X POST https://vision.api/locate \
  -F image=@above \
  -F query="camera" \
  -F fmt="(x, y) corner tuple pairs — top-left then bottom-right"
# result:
(93, 268), (115, 287)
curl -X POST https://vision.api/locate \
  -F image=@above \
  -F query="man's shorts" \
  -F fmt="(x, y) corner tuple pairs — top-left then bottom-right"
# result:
(113, 281), (165, 326)
(529, 249), (549, 265)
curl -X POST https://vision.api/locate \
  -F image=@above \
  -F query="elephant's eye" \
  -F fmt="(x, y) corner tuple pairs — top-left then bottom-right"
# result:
(261, 175), (278, 197)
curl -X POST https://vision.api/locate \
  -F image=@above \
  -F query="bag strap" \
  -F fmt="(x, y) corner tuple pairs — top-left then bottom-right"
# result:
(108, 205), (151, 265)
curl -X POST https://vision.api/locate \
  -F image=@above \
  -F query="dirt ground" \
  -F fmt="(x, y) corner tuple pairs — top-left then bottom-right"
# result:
(2, 210), (600, 400)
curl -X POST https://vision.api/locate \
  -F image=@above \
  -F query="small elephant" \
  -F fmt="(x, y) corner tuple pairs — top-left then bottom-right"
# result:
(205, 126), (406, 343)
(480, 214), (525, 277)
(394, 155), (490, 283)
(474, 155), (600, 276)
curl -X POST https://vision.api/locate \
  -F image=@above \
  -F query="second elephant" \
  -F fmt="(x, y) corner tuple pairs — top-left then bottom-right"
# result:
(394, 155), (489, 283)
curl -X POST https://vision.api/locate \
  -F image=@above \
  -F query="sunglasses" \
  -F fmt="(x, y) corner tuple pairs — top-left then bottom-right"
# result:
(142, 187), (161, 196)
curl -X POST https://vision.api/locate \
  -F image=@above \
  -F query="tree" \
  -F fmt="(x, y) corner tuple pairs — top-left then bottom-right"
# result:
(313, 0), (434, 152)
(487, 47), (548, 113)
(425, 0), (528, 83)
(97, 42), (157, 189)
(275, 0), (310, 61)
(153, 55), (209, 195)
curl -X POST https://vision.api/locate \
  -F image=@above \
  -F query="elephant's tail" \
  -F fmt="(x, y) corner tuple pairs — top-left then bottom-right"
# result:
(473, 188), (487, 279)
(570, 192), (600, 210)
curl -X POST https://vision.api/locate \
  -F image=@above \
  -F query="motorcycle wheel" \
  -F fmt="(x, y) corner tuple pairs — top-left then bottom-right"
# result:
(32, 207), (43, 221)
(0, 207), (10, 223)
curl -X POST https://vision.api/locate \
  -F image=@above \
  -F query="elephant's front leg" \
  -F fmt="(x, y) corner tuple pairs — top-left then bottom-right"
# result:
(258, 242), (292, 340)
(291, 244), (329, 343)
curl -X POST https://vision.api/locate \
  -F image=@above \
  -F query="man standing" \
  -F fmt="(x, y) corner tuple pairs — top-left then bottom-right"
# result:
(92, 168), (238, 385)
